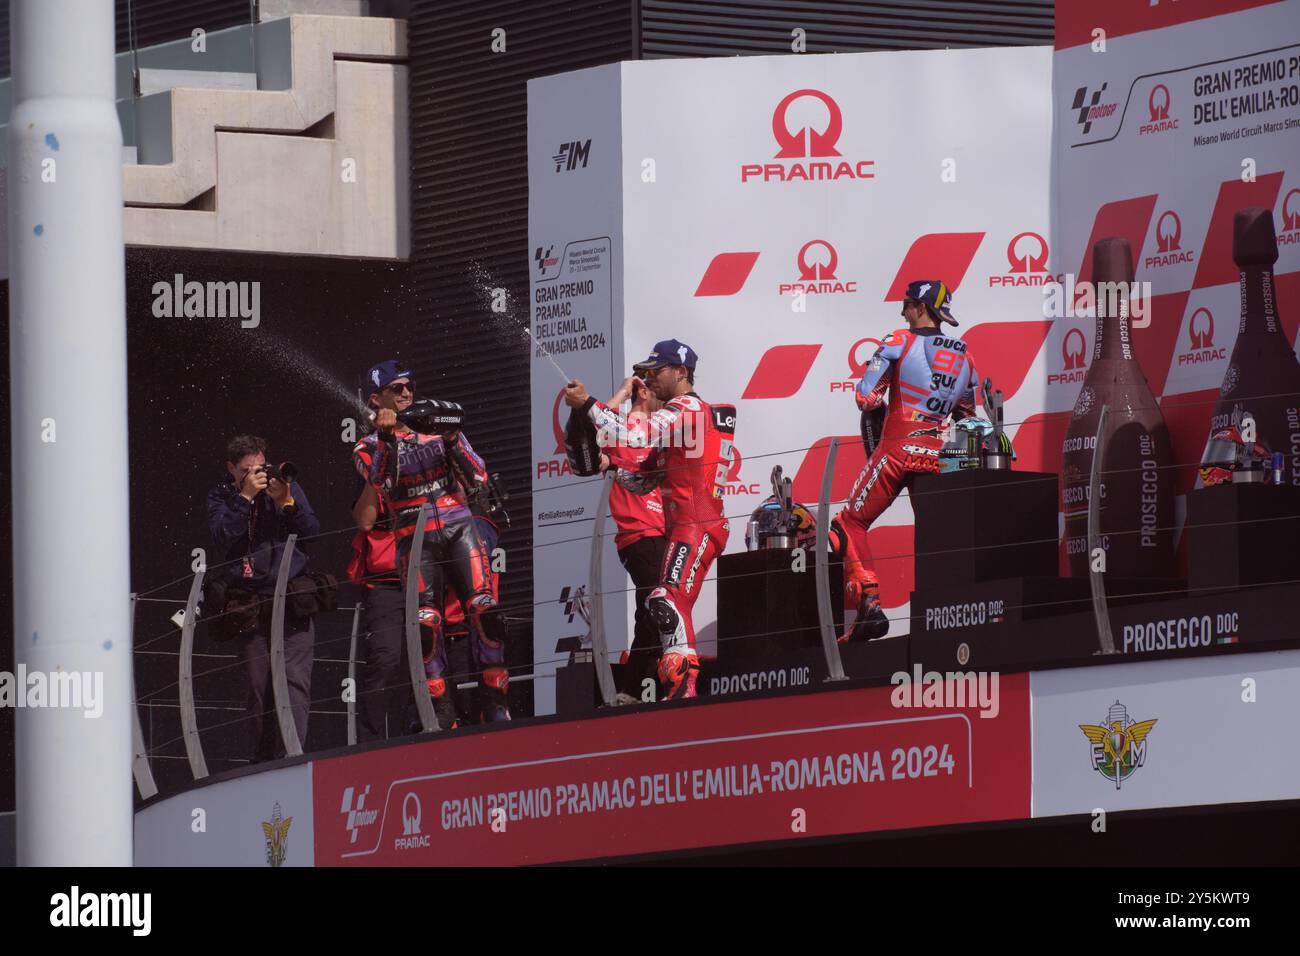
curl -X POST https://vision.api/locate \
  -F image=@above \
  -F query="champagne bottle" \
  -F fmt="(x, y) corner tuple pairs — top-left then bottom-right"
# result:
(1201, 207), (1300, 486)
(1062, 237), (1175, 578)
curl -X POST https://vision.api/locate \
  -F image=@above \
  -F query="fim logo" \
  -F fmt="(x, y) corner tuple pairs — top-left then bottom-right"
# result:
(1079, 700), (1157, 790)
(262, 802), (293, 867)
(553, 139), (591, 172)
(340, 784), (379, 844)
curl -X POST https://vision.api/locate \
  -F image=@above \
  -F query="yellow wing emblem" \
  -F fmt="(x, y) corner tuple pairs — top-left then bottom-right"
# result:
(1078, 723), (1108, 743)
(1127, 719), (1157, 744)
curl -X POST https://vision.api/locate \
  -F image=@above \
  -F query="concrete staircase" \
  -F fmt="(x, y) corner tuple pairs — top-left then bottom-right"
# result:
(123, 11), (409, 259)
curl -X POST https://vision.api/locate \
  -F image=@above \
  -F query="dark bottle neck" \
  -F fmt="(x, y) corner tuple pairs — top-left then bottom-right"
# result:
(1239, 265), (1281, 336)
(1093, 287), (1133, 362)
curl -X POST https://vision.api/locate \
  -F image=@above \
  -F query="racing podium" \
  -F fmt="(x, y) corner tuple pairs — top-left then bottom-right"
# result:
(906, 467), (1087, 673)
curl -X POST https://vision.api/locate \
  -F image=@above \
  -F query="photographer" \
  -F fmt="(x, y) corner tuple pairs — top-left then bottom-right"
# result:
(206, 434), (320, 762)
(353, 360), (506, 730)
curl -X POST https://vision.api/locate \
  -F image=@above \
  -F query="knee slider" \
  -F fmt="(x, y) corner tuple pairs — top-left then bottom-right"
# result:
(482, 667), (509, 693)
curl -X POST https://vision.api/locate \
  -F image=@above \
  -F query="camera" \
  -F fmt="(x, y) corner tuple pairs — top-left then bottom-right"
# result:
(256, 461), (298, 484)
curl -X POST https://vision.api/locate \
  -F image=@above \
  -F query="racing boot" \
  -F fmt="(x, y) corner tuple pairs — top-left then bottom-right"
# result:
(481, 667), (512, 722)
(648, 589), (698, 699)
(657, 650), (699, 700)
(426, 677), (459, 731)
(839, 578), (890, 643)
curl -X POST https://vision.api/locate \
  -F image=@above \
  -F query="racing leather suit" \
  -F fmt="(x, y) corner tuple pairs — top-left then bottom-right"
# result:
(834, 327), (979, 600)
(586, 391), (735, 697)
(353, 427), (495, 724)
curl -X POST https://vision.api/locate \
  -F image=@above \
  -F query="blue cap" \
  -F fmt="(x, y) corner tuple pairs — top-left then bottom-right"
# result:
(634, 339), (698, 371)
(904, 280), (958, 326)
(365, 359), (413, 392)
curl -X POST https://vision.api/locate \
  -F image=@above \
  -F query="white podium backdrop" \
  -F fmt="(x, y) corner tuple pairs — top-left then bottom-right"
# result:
(1052, 0), (1300, 567)
(527, 48), (1055, 715)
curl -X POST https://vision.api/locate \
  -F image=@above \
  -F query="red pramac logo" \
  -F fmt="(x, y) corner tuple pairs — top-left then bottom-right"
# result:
(1140, 84), (1178, 135)
(536, 386), (575, 480)
(723, 444), (760, 495)
(779, 240), (858, 295)
(1063, 329), (1086, 369)
(1156, 210), (1181, 251)
(1189, 308), (1214, 349)
(1280, 188), (1300, 245)
(1049, 328), (1087, 385)
(1144, 210), (1195, 269)
(830, 336), (882, 393)
(798, 239), (838, 279)
(741, 90), (875, 184)
(1149, 85), (1171, 121)
(772, 89), (842, 158)
(1178, 307), (1226, 365)
(990, 232), (1059, 287)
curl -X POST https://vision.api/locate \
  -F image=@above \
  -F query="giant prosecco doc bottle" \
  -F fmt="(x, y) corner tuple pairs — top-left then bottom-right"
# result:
(1201, 207), (1300, 485)
(1062, 237), (1175, 578)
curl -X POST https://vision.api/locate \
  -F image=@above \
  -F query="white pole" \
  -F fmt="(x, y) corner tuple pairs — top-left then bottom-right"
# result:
(9, 0), (133, 865)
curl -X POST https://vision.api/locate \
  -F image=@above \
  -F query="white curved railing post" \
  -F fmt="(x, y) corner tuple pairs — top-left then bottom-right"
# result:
(589, 472), (618, 706)
(270, 534), (304, 756)
(815, 438), (848, 681)
(129, 593), (158, 800)
(179, 569), (209, 779)
(1088, 406), (1116, 655)
(346, 603), (361, 746)
(404, 504), (439, 732)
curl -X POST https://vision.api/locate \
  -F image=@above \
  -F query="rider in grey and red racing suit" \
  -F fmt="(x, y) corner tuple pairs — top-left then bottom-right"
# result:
(831, 280), (980, 642)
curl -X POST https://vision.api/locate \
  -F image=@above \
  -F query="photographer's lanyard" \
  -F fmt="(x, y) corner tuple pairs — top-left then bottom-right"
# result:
(243, 494), (259, 579)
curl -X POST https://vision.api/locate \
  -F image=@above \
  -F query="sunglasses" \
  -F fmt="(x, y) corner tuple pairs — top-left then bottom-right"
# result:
(383, 381), (415, 395)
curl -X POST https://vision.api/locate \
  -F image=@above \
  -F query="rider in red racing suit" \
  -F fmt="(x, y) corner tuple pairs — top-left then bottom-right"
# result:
(564, 339), (734, 699)
(831, 280), (980, 642)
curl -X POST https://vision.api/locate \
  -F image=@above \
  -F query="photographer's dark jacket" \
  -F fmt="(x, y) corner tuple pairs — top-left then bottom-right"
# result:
(207, 479), (320, 593)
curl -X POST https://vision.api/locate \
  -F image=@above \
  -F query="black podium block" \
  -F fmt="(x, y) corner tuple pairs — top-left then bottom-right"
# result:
(716, 548), (843, 660)
(910, 470), (1059, 589)
(1185, 483), (1300, 591)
